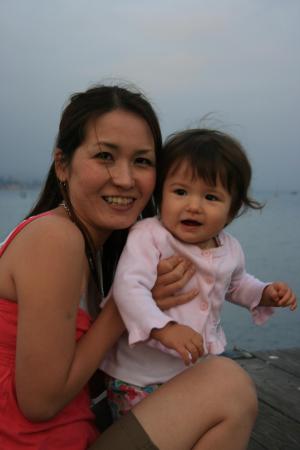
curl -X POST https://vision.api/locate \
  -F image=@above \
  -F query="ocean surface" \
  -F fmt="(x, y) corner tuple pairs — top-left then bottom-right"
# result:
(0, 188), (299, 352)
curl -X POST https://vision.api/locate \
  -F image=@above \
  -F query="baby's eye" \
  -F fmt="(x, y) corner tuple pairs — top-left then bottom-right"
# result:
(96, 151), (114, 162)
(206, 193), (219, 201)
(174, 188), (187, 196)
(135, 157), (155, 167)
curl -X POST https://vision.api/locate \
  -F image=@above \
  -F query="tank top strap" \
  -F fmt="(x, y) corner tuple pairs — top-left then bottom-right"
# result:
(0, 212), (53, 257)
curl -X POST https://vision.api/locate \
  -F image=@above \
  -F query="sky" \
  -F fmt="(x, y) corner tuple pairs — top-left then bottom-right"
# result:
(1, 0), (300, 191)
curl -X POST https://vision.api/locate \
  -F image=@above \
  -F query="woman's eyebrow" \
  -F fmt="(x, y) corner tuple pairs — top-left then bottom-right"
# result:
(93, 141), (118, 150)
(93, 141), (154, 153)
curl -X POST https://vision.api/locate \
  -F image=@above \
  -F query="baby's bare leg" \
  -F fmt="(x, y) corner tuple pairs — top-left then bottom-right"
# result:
(133, 356), (257, 450)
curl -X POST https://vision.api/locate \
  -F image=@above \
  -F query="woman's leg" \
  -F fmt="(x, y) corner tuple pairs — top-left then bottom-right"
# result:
(133, 356), (257, 450)
(89, 356), (257, 450)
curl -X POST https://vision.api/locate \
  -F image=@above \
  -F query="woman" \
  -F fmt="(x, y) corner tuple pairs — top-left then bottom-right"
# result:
(0, 85), (257, 450)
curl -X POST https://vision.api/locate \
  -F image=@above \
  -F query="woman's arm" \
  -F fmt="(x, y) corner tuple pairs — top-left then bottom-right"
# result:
(13, 217), (124, 421)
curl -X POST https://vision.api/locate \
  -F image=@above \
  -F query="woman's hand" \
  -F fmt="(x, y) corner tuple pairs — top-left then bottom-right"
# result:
(152, 255), (198, 310)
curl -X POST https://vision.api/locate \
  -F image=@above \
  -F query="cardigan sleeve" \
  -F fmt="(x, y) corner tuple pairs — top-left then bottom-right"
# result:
(225, 238), (274, 325)
(112, 222), (174, 345)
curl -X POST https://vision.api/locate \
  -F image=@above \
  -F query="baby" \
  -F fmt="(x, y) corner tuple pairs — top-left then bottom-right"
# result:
(101, 128), (297, 420)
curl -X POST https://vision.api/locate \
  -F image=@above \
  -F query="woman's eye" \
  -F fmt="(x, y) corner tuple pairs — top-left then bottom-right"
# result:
(96, 152), (113, 162)
(174, 188), (187, 196)
(135, 157), (155, 167)
(206, 194), (219, 201)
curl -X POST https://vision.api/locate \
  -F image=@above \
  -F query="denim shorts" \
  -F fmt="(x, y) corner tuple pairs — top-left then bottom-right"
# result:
(88, 410), (158, 450)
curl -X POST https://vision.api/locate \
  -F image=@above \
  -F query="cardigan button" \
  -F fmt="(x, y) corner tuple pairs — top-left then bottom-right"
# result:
(205, 275), (214, 284)
(199, 301), (209, 311)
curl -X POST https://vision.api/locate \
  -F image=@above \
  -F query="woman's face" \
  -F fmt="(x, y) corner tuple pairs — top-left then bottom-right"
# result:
(57, 109), (156, 247)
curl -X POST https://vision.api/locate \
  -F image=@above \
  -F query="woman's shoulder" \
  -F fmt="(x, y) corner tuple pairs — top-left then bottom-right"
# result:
(11, 211), (85, 256)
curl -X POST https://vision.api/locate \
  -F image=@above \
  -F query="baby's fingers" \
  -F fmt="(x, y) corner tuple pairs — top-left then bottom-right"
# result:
(279, 291), (297, 310)
(267, 284), (280, 302)
(175, 345), (192, 366)
(185, 341), (204, 363)
(277, 287), (293, 305)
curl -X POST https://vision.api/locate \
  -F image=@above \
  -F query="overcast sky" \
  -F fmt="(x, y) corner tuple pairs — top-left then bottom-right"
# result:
(1, 0), (299, 191)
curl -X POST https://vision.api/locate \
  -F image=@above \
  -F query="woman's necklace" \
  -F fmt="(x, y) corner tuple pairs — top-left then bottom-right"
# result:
(60, 200), (71, 217)
(60, 201), (104, 299)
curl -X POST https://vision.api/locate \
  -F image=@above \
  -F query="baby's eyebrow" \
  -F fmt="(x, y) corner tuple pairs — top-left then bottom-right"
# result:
(169, 181), (189, 188)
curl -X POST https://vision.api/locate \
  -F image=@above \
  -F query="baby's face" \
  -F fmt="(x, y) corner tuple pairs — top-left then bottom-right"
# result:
(160, 162), (232, 249)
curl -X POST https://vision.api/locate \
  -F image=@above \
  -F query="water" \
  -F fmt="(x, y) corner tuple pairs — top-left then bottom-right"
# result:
(0, 188), (299, 351)
(224, 190), (300, 351)
(0, 189), (39, 237)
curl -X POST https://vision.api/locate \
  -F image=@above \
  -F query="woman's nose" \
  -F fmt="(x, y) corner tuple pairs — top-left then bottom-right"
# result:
(109, 162), (135, 189)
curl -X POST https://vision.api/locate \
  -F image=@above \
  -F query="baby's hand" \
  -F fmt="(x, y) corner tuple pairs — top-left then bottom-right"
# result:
(262, 282), (297, 311)
(150, 323), (204, 366)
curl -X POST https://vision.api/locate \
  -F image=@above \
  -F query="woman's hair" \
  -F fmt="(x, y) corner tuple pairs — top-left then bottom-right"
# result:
(26, 84), (162, 313)
(155, 128), (263, 220)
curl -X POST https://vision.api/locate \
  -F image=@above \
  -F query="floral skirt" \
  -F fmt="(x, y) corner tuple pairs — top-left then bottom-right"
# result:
(106, 376), (162, 421)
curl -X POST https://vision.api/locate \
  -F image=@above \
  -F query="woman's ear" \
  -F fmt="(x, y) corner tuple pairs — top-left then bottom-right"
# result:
(54, 148), (68, 182)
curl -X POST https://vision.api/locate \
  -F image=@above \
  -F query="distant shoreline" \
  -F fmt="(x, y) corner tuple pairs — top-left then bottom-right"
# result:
(0, 181), (298, 196)
(0, 181), (41, 191)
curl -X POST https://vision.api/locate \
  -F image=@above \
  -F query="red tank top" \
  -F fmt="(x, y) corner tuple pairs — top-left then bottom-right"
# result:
(0, 213), (99, 449)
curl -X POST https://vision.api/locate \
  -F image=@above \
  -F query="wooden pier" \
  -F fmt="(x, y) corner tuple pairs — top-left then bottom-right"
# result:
(227, 347), (300, 450)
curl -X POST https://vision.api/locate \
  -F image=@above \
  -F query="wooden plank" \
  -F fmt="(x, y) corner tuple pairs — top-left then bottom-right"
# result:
(236, 357), (300, 420)
(252, 348), (300, 378)
(247, 438), (268, 450)
(249, 401), (300, 450)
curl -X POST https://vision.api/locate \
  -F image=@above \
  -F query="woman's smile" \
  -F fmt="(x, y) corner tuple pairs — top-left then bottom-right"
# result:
(103, 195), (135, 207)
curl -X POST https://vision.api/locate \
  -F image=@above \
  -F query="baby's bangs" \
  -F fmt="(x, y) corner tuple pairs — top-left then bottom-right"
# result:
(191, 148), (231, 191)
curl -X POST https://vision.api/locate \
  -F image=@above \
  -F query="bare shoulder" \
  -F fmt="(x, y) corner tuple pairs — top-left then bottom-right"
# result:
(2, 213), (87, 305)
(10, 213), (85, 260)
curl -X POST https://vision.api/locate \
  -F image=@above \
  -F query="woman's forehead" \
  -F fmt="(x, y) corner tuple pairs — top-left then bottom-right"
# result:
(84, 109), (155, 147)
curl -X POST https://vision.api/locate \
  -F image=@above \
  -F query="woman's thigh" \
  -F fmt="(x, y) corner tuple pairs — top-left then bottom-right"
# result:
(132, 356), (257, 450)
(89, 356), (257, 450)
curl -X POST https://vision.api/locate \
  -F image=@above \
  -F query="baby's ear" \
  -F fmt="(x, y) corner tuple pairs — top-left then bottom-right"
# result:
(54, 148), (68, 182)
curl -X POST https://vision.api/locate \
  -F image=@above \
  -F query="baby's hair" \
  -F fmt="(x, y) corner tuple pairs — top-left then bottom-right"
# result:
(155, 128), (263, 220)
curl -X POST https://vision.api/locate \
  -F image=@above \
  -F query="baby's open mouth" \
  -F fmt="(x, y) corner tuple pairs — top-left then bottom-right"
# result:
(181, 220), (202, 226)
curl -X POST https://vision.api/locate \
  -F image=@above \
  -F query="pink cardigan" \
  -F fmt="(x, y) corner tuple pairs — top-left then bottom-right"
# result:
(101, 217), (273, 387)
